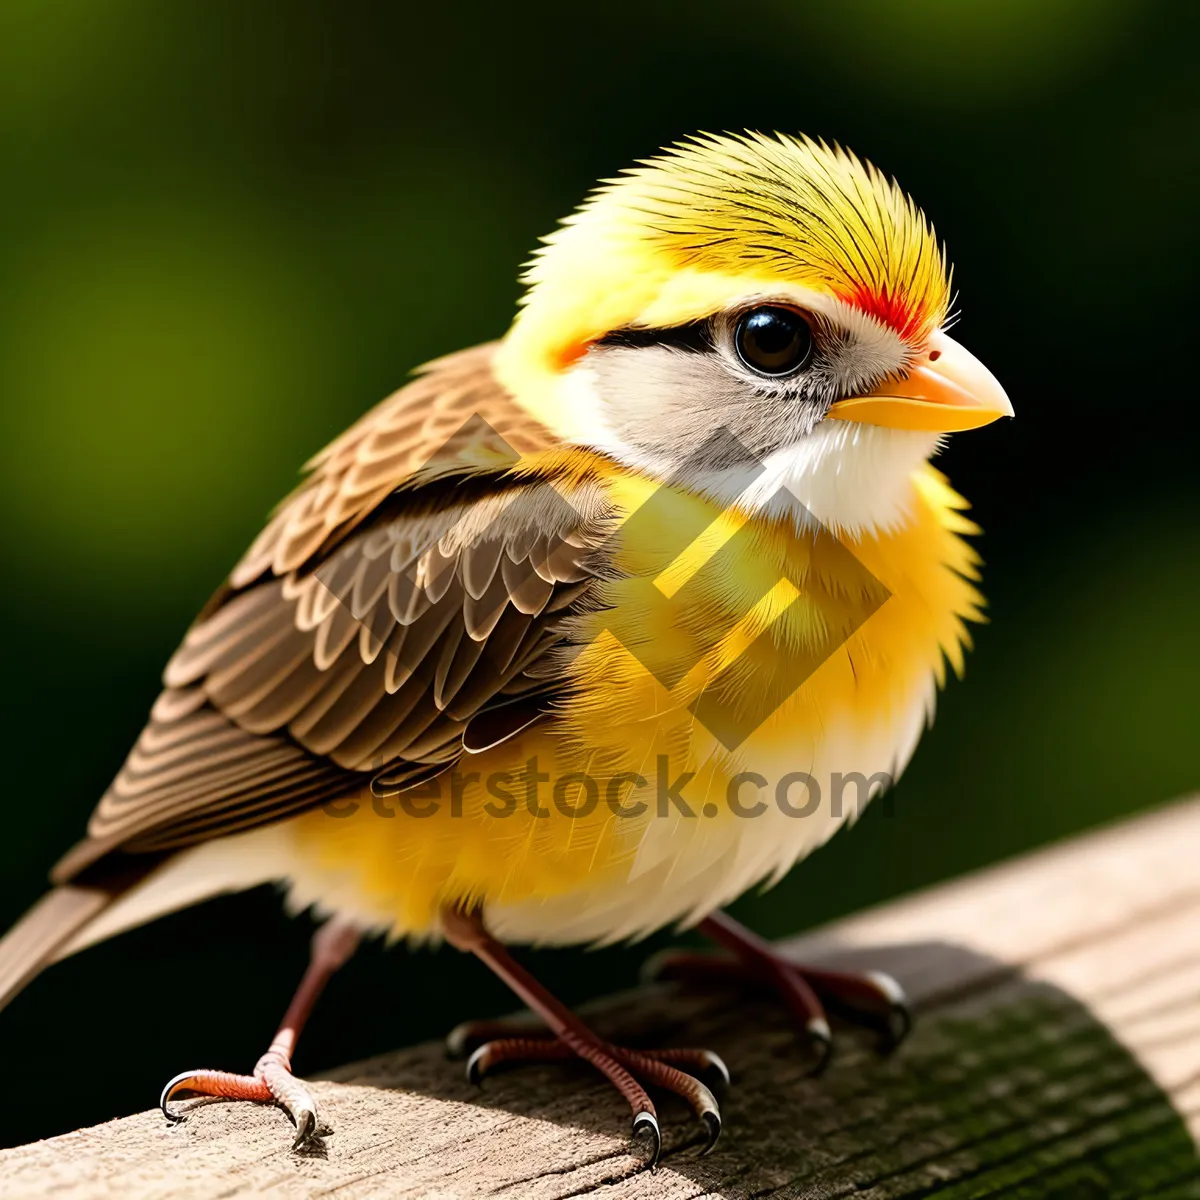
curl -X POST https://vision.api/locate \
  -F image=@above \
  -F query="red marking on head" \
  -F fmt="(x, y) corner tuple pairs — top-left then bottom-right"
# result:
(552, 340), (589, 370)
(843, 284), (926, 341)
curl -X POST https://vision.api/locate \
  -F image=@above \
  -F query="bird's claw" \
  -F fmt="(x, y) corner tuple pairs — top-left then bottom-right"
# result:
(690, 1048), (731, 1094)
(160, 1069), (204, 1124)
(291, 1106), (318, 1149)
(631, 1110), (661, 1169)
(877, 1000), (912, 1054)
(465, 1043), (491, 1087)
(804, 1016), (834, 1077)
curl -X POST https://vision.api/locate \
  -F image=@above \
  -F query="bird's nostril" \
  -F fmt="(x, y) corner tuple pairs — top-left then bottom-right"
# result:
(928, 349), (942, 362)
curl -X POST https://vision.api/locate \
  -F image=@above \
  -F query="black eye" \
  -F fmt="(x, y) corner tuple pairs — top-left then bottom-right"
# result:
(734, 306), (814, 377)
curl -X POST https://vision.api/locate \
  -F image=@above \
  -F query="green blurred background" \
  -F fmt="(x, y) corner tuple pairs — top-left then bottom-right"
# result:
(1, 0), (1196, 1147)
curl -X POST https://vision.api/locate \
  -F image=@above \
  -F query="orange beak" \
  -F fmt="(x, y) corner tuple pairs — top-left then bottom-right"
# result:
(826, 331), (1014, 433)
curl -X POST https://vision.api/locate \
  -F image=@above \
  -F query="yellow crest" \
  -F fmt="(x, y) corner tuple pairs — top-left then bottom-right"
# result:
(500, 131), (954, 405)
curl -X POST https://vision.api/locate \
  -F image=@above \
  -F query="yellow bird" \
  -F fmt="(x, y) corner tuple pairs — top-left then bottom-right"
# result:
(0, 131), (1011, 1164)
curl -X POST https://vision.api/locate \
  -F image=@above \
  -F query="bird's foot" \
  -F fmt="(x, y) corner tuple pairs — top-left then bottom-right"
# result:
(160, 1046), (322, 1149)
(441, 904), (726, 1167)
(644, 912), (910, 1075)
(448, 1019), (725, 1167)
(158, 917), (360, 1150)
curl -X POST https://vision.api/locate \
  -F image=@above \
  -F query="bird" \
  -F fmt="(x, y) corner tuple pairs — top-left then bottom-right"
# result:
(0, 131), (1011, 1166)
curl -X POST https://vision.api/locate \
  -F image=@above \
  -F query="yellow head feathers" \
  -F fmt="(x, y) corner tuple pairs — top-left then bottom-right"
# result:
(498, 132), (953, 408)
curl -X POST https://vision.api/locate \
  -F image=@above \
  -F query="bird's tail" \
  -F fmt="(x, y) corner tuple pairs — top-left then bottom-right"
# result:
(0, 886), (113, 1013)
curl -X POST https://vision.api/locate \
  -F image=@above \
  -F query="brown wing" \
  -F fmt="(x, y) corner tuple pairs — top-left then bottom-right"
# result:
(54, 344), (611, 883)
(229, 343), (559, 588)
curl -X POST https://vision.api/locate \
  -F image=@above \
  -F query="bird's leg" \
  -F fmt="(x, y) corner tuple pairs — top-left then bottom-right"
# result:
(441, 905), (724, 1167)
(646, 910), (910, 1074)
(160, 916), (361, 1148)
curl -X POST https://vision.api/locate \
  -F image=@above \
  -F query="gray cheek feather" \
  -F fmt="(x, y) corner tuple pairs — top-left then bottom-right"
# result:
(814, 320), (909, 399)
(587, 345), (829, 468)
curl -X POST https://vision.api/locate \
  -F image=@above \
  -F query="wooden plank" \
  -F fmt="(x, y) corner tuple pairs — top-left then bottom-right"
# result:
(2, 797), (1198, 1199)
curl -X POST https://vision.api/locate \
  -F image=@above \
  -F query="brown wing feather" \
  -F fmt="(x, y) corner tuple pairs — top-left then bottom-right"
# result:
(230, 343), (557, 588)
(52, 344), (612, 885)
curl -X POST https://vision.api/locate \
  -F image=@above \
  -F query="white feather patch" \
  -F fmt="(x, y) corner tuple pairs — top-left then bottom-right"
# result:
(721, 424), (945, 537)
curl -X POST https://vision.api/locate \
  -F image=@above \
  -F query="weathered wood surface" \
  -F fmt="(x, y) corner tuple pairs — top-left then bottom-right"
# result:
(3, 797), (1199, 1199)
